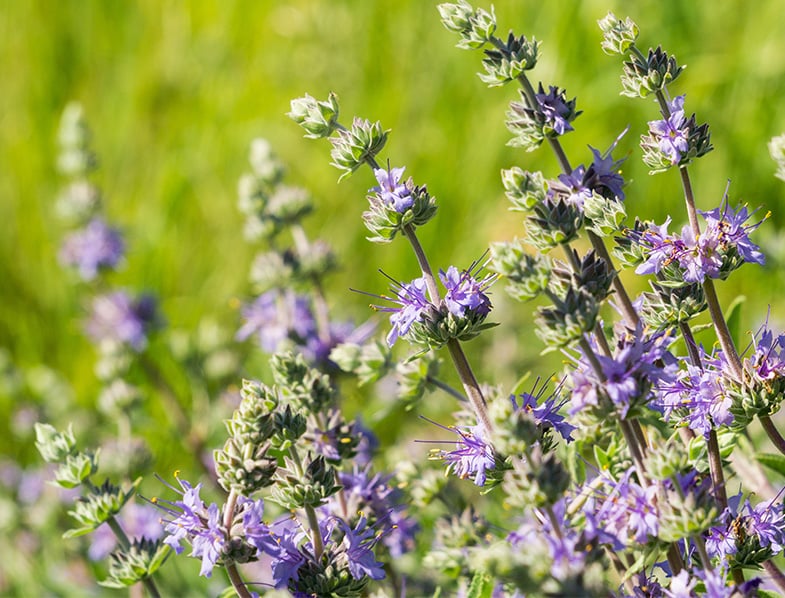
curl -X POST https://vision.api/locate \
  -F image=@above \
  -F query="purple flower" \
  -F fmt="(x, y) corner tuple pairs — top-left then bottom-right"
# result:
(548, 166), (592, 209)
(236, 291), (316, 353)
(431, 423), (496, 486)
(267, 525), (307, 589)
(439, 263), (494, 318)
(648, 95), (689, 165)
(371, 276), (431, 346)
(570, 326), (676, 417)
(656, 347), (734, 437)
(746, 324), (785, 382)
(338, 515), (385, 580)
(371, 166), (414, 213)
(512, 388), (576, 442)
(85, 291), (158, 351)
(240, 498), (278, 555)
(634, 203), (764, 283)
(534, 85), (576, 135)
(59, 218), (125, 280)
(594, 472), (659, 545)
(585, 133), (627, 201)
(331, 466), (418, 558)
(155, 477), (226, 577)
(700, 203), (765, 267)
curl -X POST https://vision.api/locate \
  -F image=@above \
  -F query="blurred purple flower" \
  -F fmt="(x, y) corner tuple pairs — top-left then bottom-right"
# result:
(85, 291), (158, 351)
(59, 217), (125, 280)
(88, 502), (163, 561)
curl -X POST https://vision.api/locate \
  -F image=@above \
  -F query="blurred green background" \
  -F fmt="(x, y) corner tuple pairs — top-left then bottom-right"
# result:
(2, 0), (785, 593)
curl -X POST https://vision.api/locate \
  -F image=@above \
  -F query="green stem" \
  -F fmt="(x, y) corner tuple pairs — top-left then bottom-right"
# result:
(426, 375), (467, 402)
(761, 415), (785, 456)
(446, 339), (493, 437)
(707, 428), (728, 511)
(403, 223), (440, 305)
(703, 278), (743, 381)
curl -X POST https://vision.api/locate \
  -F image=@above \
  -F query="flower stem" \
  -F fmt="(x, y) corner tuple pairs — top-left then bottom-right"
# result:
(446, 338), (493, 437)
(707, 428), (728, 510)
(222, 491), (253, 598)
(760, 415), (785, 456)
(402, 223), (440, 304)
(763, 559), (785, 593)
(702, 278), (743, 381)
(426, 375), (467, 402)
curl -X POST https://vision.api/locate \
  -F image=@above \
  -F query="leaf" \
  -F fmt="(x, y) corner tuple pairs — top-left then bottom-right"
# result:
(756, 452), (785, 478)
(724, 295), (746, 348)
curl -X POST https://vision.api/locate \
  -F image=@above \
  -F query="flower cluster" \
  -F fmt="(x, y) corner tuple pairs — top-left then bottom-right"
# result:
(633, 202), (765, 285)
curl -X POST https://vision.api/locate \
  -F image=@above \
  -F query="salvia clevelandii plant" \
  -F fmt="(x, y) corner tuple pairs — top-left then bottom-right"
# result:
(25, 3), (785, 597)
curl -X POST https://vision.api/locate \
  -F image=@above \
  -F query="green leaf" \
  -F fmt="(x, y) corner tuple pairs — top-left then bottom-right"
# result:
(758, 591), (781, 598)
(756, 452), (785, 477)
(63, 525), (97, 539)
(724, 295), (746, 348)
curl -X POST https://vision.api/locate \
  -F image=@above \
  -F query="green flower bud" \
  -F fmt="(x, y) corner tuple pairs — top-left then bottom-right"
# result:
(55, 181), (102, 223)
(620, 46), (683, 99)
(65, 480), (139, 538)
(271, 404), (307, 453)
(57, 102), (98, 177)
(550, 250), (615, 305)
(248, 138), (285, 185)
(438, 1), (496, 50)
(99, 539), (170, 589)
(271, 352), (336, 413)
(639, 282), (706, 330)
(583, 191), (627, 236)
(297, 239), (337, 280)
(330, 339), (393, 386)
(35, 423), (77, 463)
(535, 288), (598, 349)
(271, 455), (340, 509)
(479, 33), (539, 87)
(329, 117), (389, 180)
(501, 167), (547, 211)
(396, 351), (440, 408)
(288, 92), (340, 139)
(489, 239), (552, 302)
(597, 12), (639, 56)
(249, 249), (298, 293)
(54, 450), (99, 488)
(214, 436), (278, 494)
(525, 198), (584, 251)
